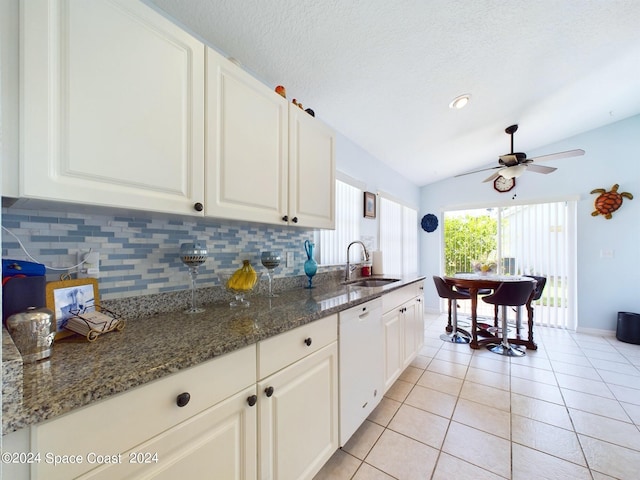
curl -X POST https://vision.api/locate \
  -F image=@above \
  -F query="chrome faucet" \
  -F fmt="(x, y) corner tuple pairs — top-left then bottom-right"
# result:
(345, 241), (370, 282)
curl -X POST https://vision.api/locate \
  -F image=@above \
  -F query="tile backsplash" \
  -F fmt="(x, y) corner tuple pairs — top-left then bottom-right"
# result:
(2, 207), (327, 300)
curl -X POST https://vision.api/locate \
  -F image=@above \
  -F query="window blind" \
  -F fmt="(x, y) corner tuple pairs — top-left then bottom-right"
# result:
(379, 196), (418, 276)
(318, 179), (361, 265)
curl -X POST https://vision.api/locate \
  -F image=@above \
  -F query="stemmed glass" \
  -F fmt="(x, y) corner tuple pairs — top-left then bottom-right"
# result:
(179, 242), (208, 314)
(261, 251), (281, 297)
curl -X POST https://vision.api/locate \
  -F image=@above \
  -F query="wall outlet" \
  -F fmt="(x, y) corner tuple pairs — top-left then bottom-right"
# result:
(286, 251), (294, 268)
(78, 251), (100, 278)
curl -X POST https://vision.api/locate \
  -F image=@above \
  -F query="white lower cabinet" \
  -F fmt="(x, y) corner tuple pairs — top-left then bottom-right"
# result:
(258, 343), (338, 480)
(82, 385), (258, 480)
(382, 282), (425, 392)
(31, 346), (257, 480)
(257, 314), (339, 480)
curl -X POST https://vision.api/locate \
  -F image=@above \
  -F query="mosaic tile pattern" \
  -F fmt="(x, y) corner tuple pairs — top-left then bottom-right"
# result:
(1, 207), (328, 300)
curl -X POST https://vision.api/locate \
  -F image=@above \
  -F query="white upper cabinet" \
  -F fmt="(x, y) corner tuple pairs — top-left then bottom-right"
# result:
(20, 0), (205, 215)
(206, 47), (335, 229)
(288, 105), (336, 229)
(205, 48), (289, 224)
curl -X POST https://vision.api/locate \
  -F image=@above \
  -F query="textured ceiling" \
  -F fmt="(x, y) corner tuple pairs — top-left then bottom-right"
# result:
(147, 0), (640, 186)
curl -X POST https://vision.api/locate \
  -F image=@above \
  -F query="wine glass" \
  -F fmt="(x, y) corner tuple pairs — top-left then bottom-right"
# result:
(261, 251), (281, 297)
(179, 242), (208, 314)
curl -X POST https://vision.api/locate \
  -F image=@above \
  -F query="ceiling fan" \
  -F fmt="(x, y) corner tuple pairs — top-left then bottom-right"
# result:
(456, 125), (585, 183)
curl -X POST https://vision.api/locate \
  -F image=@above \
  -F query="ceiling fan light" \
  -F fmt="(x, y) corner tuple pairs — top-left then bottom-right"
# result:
(449, 94), (471, 109)
(501, 164), (527, 179)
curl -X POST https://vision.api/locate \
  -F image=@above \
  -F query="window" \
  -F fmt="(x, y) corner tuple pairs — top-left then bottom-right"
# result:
(317, 178), (361, 265)
(379, 196), (418, 276)
(443, 200), (577, 329)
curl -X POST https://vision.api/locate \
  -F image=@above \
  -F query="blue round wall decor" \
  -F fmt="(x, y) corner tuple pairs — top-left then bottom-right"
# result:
(421, 214), (438, 233)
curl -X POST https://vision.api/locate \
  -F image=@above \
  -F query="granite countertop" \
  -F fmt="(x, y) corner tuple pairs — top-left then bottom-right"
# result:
(2, 275), (424, 435)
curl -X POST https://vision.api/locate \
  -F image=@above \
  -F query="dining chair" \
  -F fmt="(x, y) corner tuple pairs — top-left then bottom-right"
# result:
(481, 280), (535, 356)
(523, 274), (546, 330)
(433, 276), (471, 344)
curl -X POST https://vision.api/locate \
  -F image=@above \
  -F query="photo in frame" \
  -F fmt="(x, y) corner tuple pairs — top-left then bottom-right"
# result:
(46, 278), (98, 338)
(364, 191), (376, 219)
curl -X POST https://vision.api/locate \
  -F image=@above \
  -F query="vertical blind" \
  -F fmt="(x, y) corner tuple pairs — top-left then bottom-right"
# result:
(379, 196), (418, 276)
(500, 201), (576, 329)
(317, 179), (361, 265)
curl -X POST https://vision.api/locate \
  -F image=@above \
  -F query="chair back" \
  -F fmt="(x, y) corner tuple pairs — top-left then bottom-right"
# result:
(432, 276), (468, 300)
(524, 275), (547, 301)
(482, 281), (535, 307)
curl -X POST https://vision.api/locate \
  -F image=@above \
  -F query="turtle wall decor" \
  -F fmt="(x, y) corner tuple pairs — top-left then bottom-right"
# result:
(590, 183), (633, 219)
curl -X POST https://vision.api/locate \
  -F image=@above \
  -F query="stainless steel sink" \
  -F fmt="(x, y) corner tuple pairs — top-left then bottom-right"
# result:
(348, 278), (400, 288)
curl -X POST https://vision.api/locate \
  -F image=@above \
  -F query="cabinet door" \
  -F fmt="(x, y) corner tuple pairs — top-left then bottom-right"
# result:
(258, 342), (338, 480)
(402, 300), (418, 368)
(382, 308), (404, 392)
(20, 0), (205, 215)
(288, 105), (335, 229)
(82, 386), (258, 480)
(206, 48), (289, 224)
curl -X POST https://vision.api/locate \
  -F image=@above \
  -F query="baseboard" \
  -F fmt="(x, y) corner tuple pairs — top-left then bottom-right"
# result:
(575, 326), (616, 337)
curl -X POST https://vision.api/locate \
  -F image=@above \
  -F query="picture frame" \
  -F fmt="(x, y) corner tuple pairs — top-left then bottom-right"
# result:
(364, 191), (376, 219)
(46, 278), (99, 338)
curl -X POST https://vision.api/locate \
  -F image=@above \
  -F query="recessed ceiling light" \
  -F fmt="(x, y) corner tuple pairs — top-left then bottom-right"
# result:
(449, 94), (471, 109)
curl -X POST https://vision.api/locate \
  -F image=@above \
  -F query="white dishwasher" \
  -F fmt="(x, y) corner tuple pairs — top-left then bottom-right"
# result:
(338, 297), (384, 446)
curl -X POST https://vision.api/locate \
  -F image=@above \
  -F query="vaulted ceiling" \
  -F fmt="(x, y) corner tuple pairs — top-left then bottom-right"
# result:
(148, 0), (640, 186)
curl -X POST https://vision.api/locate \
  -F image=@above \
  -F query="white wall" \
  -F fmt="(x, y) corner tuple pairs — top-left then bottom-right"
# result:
(420, 115), (640, 333)
(335, 132), (421, 249)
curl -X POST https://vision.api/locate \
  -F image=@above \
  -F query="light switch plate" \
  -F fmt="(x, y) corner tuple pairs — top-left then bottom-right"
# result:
(286, 251), (294, 267)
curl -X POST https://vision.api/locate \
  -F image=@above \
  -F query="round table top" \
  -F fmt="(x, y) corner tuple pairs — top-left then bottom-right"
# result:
(444, 274), (537, 288)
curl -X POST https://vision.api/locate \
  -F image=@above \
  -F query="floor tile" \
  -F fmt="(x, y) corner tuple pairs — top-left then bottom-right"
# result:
(442, 422), (511, 478)
(510, 393), (573, 430)
(550, 359), (601, 381)
(468, 353), (510, 375)
(313, 449), (361, 480)
(453, 398), (510, 439)
(427, 358), (469, 379)
(352, 463), (394, 480)
(510, 363), (557, 385)
(399, 365), (423, 384)
(417, 369), (463, 396)
(384, 379), (413, 402)
(387, 403), (450, 449)
(432, 452), (506, 480)
(465, 366), (510, 391)
(608, 383), (640, 406)
(511, 414), (586, 465)
(367, 397), (401, 427)
(579, 435), (640, 480)
(404, 384), (458, 418)
(510, 376), (564, 404)
(554, 372), (614, 398)
(342, 420), (385, 460)
(569, 408), (640, 451)
(365, 429), (439, 480)
(561, 388), (631, 422)
(459, 380), (511, 411)
(511, 443), (591, 480)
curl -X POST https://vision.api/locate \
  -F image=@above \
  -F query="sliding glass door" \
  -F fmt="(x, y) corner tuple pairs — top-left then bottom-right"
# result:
(444, 201), (577, 329)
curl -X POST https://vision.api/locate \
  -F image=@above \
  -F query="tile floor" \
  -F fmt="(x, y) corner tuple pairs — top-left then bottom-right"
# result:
(314, 313), (640, 479)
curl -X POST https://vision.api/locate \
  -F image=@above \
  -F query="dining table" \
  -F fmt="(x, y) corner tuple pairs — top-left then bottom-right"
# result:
(443, 274), (538, 350)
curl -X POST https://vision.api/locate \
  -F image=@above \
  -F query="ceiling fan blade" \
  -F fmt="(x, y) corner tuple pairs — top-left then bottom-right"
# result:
(528, 149), (585, 163)
(454, 165), (501, 178)
(526, 164), (557, 174)
(482, 170), (503, 183)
